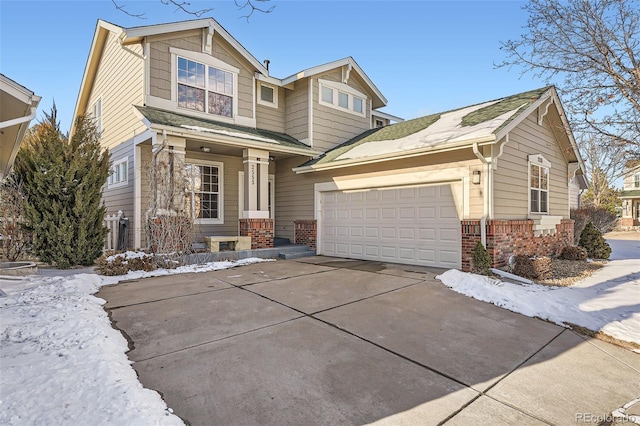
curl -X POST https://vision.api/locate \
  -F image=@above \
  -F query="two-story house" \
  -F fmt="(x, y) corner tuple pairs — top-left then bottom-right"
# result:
(620, 160), (640, 228)
(74, 18), (587, 270)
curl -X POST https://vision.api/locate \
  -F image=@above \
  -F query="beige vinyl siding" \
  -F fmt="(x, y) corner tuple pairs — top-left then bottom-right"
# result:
(256, 86), (285, 133)
(149, 31), (201, 100)
(313, 70), (371, 153)
(275, 151), (484, 241)
(149, 31), (255, 119)
(87, 31), (145, 151)
(493, 112), (570, 219)
(285, 79), (309, 142)
(103, 140), (135, 248)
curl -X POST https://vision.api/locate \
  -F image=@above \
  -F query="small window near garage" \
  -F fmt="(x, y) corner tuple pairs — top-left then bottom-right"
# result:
(321, 85), (333, 104)
(529, 154), (551, 214)
(92, 98), (102, 134)
(318, 79), (367, 118)
(108, 157), (127, 188)
(257, 83), (278, 108)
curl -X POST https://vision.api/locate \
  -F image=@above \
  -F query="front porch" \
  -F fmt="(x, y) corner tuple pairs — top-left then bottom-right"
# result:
(189, 237), (315, 263)
(131, 106), (319, 252)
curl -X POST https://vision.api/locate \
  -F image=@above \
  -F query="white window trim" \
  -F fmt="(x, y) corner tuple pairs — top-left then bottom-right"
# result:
(634, 173), (640, 188)
(92, 97), (102, 134)
(528, 154), (551, 215)
(257, 82), (278, 108)
(185, 159), (224, 225)
(169, 46), (239, 123)
(318, 78), (366, 118)
(108, 156), (128, 189)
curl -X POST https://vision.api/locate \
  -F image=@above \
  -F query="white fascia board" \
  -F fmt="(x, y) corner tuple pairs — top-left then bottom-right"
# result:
(123, 18), (268, 75)
(282, 57), (387, 107)
(371, 109), (404, 122)
(71, 20), (123, 135)
(0, 74), (36, 105)
(255, 73), (284, 87)
(150, 123), (320, 157)
(293, 136), (495, 174)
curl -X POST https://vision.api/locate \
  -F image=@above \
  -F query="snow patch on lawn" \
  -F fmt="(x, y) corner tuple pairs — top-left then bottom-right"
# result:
(436, 258), (640, 349)
(0, 257), (271, 425)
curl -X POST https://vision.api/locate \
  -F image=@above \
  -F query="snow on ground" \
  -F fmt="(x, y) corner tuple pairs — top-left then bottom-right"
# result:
(0, 257), (271, 425)
(437, 239), (640, 349)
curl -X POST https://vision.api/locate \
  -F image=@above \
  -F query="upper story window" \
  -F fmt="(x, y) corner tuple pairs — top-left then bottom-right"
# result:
(92, 98), (102, 134)
(257, 82), (278, 108)
(375, 119), (384, 128)
(634, 173), (640, 188)
(178, 57), (233, 118)
(318, 79), (367, 118)
(185, 160), (223, 224)
(108, 157), (127, 188)
(529, 154), (551, 214)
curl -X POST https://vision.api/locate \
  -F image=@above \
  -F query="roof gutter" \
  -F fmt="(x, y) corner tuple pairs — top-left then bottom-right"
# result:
(149, 123), (320, 157)
(294, 135), (495, 174)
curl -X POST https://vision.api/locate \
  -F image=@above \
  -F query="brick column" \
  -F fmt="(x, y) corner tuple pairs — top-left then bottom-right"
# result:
(294, 220), (317, 251)
(239, 218), (274, 249)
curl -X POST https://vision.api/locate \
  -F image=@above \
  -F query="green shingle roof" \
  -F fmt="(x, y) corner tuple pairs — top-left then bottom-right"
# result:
(136, 106), (313, 152)
(301, 87), (551, 167)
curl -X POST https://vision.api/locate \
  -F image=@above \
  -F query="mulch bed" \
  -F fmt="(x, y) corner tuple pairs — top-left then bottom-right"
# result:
(536, 259), (606, 287)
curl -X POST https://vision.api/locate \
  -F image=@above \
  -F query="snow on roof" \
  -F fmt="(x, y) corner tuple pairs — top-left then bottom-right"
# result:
(180, 125), (282, 145)
(336, 100), (524, 161)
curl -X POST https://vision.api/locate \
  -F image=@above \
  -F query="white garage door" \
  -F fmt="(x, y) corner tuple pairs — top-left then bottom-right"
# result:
(320, 184), (461, 268)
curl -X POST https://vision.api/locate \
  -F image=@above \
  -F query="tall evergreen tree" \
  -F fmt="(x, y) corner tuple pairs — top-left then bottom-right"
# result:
(13, 105), (110, 269)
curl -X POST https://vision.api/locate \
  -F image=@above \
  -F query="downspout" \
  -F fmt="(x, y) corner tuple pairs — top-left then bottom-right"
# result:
(473, 142), (490, 247)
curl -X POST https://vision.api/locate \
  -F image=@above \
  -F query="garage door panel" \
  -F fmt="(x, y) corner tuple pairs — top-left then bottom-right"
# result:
(321, 184), (461, 268)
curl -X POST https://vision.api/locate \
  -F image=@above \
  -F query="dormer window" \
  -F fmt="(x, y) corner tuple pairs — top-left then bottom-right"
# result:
(318, 79), (367, 118)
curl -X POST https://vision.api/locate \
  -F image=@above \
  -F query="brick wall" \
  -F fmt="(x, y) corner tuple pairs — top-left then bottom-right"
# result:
(461, 219), (574, 271)
(239, 218), (274, 249)
(294, 220), (317, 251)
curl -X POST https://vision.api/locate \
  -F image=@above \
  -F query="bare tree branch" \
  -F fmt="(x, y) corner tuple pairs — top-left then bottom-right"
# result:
(235, 0), (275, 21)
(159, 0), (213, 17)
(111, 0), (146, 19)
(497, 0), (640, 158)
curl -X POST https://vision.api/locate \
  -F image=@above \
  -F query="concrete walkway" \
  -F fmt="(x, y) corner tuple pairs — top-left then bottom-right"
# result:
(98, 257), (640, 426)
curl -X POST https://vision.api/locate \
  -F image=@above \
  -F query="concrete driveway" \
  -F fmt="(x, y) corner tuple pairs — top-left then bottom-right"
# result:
(97, 257), (640, 425)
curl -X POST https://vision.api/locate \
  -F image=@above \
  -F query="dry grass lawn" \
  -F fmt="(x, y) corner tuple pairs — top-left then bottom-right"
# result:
(537, 259), (606, 287)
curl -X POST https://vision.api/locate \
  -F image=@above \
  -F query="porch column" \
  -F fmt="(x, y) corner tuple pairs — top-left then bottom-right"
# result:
(241, 148), (273, 249)
(151, 134), (186, 216)
(242, 148), (270, 218)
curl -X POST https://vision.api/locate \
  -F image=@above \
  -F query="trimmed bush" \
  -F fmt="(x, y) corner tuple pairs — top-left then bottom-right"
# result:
(559, 246), (588, 261)
(578, 222), (611, 260)
(571, 207), (616, 245)
(471, 241), (492, 275)
(513, 255), (552, 280)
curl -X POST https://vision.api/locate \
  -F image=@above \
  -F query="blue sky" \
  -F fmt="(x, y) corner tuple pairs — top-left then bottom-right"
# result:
(0, 0), (546, 132)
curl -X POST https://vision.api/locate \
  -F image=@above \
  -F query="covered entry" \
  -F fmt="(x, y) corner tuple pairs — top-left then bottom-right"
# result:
(319, 184), (461, 268)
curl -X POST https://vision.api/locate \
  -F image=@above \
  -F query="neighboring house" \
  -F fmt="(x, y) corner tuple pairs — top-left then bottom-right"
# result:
(73, 18), (586, 271)
(620, 160), (640, 228)
(0, 74), (41, 179)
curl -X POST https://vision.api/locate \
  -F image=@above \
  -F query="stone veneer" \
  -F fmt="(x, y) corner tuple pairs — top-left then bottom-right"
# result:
(294, 220), (317, 251)
(461, 219), (574, 271)
(239, 218), (274, 249)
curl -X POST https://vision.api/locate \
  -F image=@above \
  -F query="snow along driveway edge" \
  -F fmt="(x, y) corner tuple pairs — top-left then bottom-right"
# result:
(0, 257), (273, 426)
